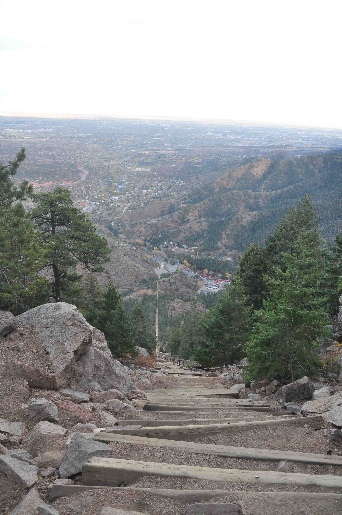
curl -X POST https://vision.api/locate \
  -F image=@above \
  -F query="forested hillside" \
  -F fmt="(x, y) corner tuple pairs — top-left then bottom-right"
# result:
(148, 150), (342, 256)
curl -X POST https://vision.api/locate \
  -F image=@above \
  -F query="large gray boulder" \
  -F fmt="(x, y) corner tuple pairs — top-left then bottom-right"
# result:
(9, 487), (59, 515)
(15, 303), (92, 388)
(0, 418), (25, 437)
(59, 433), (111, 478)
(14, 303), (135, 394)
(74, 328), (134, 394)
(323, 406), (342, 428)
(28, 398), (59, 424)
(274, 376), (315, 403)
(301, 392), (342, 416)
(0, 454), (38, 488)
(22, 421), (67, 458)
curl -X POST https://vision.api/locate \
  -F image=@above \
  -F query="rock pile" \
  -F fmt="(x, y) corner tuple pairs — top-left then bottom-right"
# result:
(0, 302), (157, 513)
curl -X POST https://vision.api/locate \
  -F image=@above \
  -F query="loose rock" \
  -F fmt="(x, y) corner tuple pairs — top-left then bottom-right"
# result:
(59, 433), (111, 478)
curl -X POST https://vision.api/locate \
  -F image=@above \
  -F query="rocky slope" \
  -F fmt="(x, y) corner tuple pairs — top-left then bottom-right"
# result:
(0, 303), (170, 514)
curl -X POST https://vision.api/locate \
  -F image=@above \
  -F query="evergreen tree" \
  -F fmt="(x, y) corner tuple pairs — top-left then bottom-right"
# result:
(0, 203), (49, 312)
(195, 281), (251, 367)
(86, 283), (137, 358)
(235, 242), (267, 311)
(77, 273), (104, 316)
(126, 301), (156, 354)
(245, 229), (329, 382)
(320, 243), (341, 318)
(31, 187), (110, 301)
(0, 149), (49, 313)
(0, 148), (31, 207)
(264, 195), (318, 269)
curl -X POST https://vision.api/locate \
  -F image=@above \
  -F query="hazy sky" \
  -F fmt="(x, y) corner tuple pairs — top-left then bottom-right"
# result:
(0, 0), (340, 128)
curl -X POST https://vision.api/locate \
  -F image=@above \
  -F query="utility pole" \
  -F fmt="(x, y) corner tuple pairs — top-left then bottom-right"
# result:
(155, 278), (160, 354)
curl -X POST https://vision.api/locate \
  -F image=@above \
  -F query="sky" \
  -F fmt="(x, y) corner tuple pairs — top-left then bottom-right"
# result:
(0, 0), (341, 128)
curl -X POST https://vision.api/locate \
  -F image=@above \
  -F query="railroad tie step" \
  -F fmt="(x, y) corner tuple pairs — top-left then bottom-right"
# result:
(94, 415), (323, 441)
(94, 433), (342, 468)
(81, 457), (342, 490)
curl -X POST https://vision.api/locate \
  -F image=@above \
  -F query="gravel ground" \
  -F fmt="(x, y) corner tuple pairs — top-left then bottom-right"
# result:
(189, 425), (328, 453)
(53, 488), (187, 514)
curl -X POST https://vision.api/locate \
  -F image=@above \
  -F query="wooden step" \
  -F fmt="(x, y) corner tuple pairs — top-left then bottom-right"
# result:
(116, 417), (259, 427)
(94, 433), (342, 468)
(143, 403), (272, 413)
(48, 484), (342, 515)
(81, 457), (342, 490)
(94, 415), (323, 441)
(139, 408), (291, 417)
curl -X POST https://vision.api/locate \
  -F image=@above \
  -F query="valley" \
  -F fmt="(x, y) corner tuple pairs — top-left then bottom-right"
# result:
(1, 116), (342, 343)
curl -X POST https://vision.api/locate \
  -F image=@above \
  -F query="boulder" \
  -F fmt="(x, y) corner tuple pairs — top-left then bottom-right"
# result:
(59, 433), (111, 478)
(53, 398), (94, 426)
(301, 392), (342, 416)
(274, 376), (315, 402)
(74, 328), (135, 394)
(71, 423), (98, 434)
(90, 389), (126, 403)
(284, 402), (302, 414)
(313, 386), (332, 400)
(265, 379), (281, 395)
(0, 418), (25, 437)
(98, 410), (118, 427)
(15, 303), (93, 388)
(9, 487), (59, 515)
(0, 454), (38, 488)
(104, 399), (136, 416)
(0, 311), (15, 337)
(28, 398), (59, 423)
(8, 303), (136, 396)
(329, 428), (342, 445)
(6, 449), (33, 463)
(227, 384), (245, 393)
(32, 451), (65, 469)
(22, 421), (67, 458)
(60, 388), (90, 404)
(323, 405), (342, 428)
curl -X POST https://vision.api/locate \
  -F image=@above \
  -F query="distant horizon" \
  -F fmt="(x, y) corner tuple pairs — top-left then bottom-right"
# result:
(1, 110), (342, 132)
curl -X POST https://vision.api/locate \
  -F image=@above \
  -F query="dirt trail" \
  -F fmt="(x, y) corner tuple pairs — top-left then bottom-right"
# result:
(53, 364), (342, 514)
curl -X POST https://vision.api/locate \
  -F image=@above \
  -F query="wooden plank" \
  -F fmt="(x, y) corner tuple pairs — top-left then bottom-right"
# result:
(82, 457), (342, 490)
(95, 433), (342, 467)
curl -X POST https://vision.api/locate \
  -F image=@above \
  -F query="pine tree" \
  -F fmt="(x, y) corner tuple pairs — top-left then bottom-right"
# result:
(87, 283), (137, 358)
(31, 187), (110, 301)
(195, 280), (251, 368)
(0, 149), (49, 313)
(0, 148), (31, 207)
(235, 242), (267, 311)
(0, 203), (49, 312)
(245, 229), (330, 382)
(264, 195), (318, 269)
(126, 302), (156, 354)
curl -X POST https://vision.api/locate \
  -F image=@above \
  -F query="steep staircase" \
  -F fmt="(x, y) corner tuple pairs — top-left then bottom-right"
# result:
(51, 364), (342, 514)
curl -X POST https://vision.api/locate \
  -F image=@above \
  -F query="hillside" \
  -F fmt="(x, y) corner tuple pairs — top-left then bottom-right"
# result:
(140, 150), (342, 259)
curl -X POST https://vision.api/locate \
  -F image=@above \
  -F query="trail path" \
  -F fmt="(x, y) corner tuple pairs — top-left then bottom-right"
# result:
(52, 363), (342, 514)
